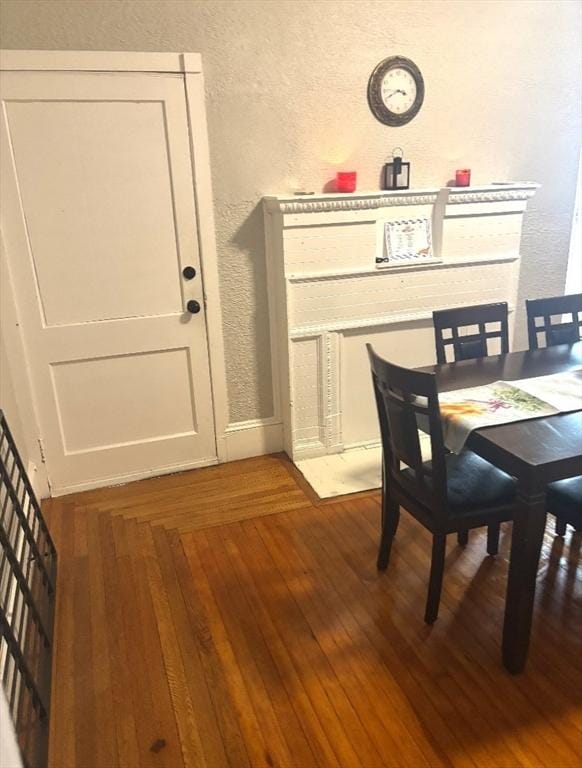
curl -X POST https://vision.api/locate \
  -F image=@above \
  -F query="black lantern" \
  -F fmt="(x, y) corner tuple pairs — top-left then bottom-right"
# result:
(383, 147), (410, 190)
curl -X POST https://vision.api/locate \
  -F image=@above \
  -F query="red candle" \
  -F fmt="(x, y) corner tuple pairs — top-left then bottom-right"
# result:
(336, 171), (357, 193)
(455, 169), (471, 187)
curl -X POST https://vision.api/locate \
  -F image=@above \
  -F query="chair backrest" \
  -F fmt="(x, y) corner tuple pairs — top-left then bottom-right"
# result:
(367, 344), (448, 522)
(433, 302), (509, 364)
(525, 293), (582, 350)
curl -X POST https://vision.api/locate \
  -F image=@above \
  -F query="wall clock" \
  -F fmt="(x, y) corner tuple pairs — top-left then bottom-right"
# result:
(367, 56), (424, 127)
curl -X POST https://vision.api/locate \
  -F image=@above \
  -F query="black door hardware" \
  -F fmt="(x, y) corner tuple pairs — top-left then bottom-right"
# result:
(187, 300), (201, 314)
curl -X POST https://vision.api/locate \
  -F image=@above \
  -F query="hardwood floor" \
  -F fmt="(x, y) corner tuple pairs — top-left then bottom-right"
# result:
(42, 454), (582, 768)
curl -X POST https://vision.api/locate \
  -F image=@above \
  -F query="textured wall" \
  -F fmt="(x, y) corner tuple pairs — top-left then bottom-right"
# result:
(1, 0), (580, 423)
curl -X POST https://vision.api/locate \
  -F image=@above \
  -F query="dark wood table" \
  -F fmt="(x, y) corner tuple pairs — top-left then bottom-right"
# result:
(421, 341), (582, 673)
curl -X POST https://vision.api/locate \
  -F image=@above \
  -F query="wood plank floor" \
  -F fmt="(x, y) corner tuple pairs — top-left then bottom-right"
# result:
(42, 454), (582, 768)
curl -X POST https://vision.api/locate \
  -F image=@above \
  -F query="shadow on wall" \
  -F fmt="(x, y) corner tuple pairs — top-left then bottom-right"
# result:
(228, 201), (274, 420)
(231, 201), (263, 256)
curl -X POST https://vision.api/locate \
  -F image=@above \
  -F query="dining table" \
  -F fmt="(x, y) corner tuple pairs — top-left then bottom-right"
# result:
(419, 340), (582, 674)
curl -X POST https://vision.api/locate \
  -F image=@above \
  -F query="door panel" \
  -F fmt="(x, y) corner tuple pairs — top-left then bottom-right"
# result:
(51, 347), (197, 453)
(0, 71), (217, 493)
(5, 98), (183, 325)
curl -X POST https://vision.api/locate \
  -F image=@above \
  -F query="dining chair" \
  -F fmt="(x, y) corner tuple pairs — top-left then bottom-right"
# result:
(547, 477), (582, 536)
(525, 293), (582, 350)
(367, 344), (517, 624)
(432, 301), (510, 546)
(433, 302), (509, 365)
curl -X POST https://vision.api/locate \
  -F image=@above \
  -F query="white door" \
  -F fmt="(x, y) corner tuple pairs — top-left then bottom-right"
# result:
(0, 70), (217, 494)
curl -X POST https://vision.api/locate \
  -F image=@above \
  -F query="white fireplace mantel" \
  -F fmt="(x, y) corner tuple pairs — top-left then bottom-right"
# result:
(263, 183), (539, 461)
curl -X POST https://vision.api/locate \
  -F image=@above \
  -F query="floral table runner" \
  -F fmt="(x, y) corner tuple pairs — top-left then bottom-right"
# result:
(438, 368), (582, 453)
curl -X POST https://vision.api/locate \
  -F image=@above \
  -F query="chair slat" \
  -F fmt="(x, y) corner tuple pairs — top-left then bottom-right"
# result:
(433, 302), (509, 364)
(526, 293), (582, 350)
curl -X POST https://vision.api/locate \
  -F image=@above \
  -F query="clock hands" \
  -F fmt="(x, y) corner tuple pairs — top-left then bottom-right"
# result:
(383, 88), (407, 98)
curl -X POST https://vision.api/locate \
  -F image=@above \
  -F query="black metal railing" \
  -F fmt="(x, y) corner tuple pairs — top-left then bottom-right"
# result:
(0, 410), (57, 768)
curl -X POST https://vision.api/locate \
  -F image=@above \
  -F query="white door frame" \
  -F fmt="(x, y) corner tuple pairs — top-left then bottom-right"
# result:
(0, 232), (50, 498)
(0, 50), (230, 474)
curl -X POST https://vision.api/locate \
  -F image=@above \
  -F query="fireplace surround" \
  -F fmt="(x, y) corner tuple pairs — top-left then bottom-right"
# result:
(263, 183), (539, 462)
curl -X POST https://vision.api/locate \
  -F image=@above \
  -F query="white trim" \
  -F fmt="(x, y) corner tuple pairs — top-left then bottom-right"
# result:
(265, 179), (536, 462)
(0, 51), (230, 491)
(565, 153), (581, 295)
(287, 253), (518, 283)
(292, 442), (329, 461)
(342, 433), (431, 455)
(50, 455), (218, 497)
(0, 50), (202, 73)
(0, 232), (50, 497)
(264, 183), (539, 215)
(289, 303), (516, 339)
(265, 189), (440, 215)
(183, 68), (230, 462)
(264, 210), (283, 425)
(342, 438), (382, 452)
(446, 184), (539, 204)
(223, 418), (283, 462)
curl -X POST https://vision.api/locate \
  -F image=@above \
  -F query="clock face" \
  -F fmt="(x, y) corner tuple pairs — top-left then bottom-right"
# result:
(380, 68), (417, 115)
(368, 56), (424, 126)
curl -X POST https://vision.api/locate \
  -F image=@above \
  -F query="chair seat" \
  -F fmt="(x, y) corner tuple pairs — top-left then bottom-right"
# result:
(403, 450), (516, 516)
(546, 476), (582, 530)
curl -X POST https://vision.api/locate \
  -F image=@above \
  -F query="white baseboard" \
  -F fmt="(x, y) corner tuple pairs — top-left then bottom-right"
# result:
(48, 420), (282, 497)
(223, 417), (283, 461)
(291, 443), (328, 461)
(50, 455), (218, 497)
(49, 419), (283, 496)
(294, 432), (431, 463)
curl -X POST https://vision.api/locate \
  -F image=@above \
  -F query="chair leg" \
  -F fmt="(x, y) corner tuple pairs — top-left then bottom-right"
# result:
(377, 493), (400, 571)
(425, 534), (446, 625)
(487, 523), (500, 556)
(457, 530), (469, 546)
(555, 517), (567, 536)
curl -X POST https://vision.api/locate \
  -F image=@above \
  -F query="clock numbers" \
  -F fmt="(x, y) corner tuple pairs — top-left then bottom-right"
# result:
(380, 68), (417, 115)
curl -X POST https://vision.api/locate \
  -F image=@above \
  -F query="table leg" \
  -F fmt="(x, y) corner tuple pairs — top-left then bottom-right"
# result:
(502, 485), (546, 674)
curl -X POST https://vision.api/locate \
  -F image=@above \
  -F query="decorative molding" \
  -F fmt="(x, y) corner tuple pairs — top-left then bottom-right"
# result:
(224, 417), (283, 462)
(324, 332), (342, 452)
(447, 185), (539, 204)
(290, 335), (327, 453)
(264, 184), (540, 217)
(266, 192), (440, 215)
(264, 181), (538, 462)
